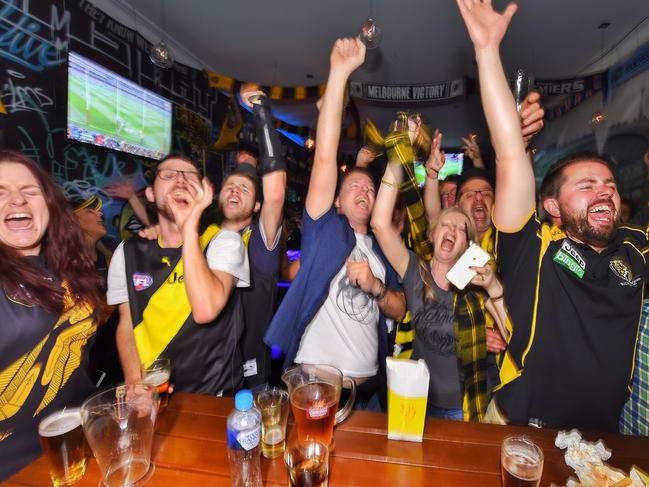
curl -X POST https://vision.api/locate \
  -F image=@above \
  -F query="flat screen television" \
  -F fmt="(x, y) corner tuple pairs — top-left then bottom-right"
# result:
(413, 152), (464, 186)
(67, 51), (172, 160)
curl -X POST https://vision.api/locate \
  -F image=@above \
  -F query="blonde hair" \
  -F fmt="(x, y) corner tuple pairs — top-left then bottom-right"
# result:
(417, 207), (477, 302)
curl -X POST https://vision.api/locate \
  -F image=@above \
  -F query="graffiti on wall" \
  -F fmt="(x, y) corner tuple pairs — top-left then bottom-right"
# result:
(0, 0), (226, 244)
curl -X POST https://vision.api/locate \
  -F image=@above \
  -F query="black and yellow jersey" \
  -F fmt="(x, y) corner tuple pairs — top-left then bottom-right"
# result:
(494, 211), (646, 431)
(0, 256), (96, 480)
(123, 227), (244, 396)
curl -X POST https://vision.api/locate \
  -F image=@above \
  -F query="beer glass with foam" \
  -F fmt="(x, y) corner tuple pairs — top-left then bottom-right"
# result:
(39, 408), (87, 486)
(501, 435), (544, 487)
(143, 358), (171, 407)
(281, 364), (356, 448)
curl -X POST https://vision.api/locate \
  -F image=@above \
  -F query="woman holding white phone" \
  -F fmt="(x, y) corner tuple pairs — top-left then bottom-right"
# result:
(371, 158), (509, 421)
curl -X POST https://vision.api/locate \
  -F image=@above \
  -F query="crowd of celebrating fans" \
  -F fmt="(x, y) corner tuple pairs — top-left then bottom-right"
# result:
(1, 0), (648, 480)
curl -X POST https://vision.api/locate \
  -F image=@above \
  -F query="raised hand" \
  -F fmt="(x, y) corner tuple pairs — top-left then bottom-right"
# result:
(456, 0), (518, 50)
(167, 177), (214, 236)
(239, 82), (265, 110)
(104, 179), (137, 200)
(461, 133), (484, 166)
(330, 37), (366, 77)
(519, 91), (545, 147)
(426, 129), (445, 179)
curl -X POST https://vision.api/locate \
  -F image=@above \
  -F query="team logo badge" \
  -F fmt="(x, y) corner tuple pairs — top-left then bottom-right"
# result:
(132, 272), (154, 291)
(609, 257), (640, 286)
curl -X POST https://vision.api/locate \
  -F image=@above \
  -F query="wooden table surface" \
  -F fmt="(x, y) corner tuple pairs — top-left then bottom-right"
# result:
(5, 392), (649, 486)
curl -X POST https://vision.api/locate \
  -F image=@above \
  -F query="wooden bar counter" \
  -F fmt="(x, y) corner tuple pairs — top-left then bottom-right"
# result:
(5, 392), (649, 486)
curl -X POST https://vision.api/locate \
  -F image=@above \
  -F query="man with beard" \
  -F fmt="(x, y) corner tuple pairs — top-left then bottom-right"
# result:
(220, 87), (286, 389)
(457, 0), (647, 431)
(265, 38), (406, 409)
(108, 155), (250, 395)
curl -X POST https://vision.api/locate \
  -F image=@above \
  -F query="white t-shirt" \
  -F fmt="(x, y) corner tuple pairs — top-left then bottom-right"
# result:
(294, 233), (386, 378)
(106, 229), (250, 306)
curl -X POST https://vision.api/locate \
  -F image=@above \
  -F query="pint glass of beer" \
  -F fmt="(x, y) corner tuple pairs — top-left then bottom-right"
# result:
(143, 358), (171, 407)
(501, 435), (544, 487)
(38, 408), (87, 486)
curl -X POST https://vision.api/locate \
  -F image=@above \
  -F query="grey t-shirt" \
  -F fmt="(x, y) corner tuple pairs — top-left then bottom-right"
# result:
(402, 251), (462, 409)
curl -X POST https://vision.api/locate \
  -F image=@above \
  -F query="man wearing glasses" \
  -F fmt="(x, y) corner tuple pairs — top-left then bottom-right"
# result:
(456, 168), (495, 253)
(107, 155), (250, 395)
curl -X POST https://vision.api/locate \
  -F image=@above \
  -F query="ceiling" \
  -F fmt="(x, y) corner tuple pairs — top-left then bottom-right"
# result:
(94, 0), (649, 147)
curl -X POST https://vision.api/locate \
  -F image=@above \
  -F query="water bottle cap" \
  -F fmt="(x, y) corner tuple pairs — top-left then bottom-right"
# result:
(234, 389), (253, 411)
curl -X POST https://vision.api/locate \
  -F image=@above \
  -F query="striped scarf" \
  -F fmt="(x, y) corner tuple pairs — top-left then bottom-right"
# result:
(454, 289), (490, 421)
(383, 116), (433, 261)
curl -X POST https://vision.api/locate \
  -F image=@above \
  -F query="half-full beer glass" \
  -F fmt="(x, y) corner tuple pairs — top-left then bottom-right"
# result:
(39, 408), (87, 486)
(254, 387), (290, 458)
(501, 435), (544, 487)
(81, 383), (158, 486)
(282, 364), (356, 448)
(143, 358), (171, 407)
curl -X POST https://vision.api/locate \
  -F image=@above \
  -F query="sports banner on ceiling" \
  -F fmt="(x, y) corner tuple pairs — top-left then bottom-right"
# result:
(534, 72), (605, 97)
(348, 78), (465, 103)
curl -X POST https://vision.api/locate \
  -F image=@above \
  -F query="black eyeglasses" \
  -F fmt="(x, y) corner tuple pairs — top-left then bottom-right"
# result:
(156, 168), (201, 184)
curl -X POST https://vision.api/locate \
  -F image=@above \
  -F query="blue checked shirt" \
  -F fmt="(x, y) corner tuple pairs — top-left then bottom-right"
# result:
(620, 299), (649, 436)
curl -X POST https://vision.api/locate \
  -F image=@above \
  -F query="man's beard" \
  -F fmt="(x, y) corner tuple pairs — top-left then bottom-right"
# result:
(559, 204), (618, 248)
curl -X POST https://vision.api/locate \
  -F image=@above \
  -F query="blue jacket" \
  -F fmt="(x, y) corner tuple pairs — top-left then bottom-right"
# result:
(265, 207), (401, 369)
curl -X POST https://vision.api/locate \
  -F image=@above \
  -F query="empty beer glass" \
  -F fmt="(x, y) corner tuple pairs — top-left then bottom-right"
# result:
(39, 408), (87, 486)
(81, 383), (158, 486)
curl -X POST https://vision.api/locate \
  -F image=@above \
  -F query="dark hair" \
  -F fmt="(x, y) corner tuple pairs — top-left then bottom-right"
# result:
(225, 163), (261, 202)
(145, 153), (201, 185)
(0, 150), (104, 314)
(336, 166), (376, 197)
(540, 152), (615, 200)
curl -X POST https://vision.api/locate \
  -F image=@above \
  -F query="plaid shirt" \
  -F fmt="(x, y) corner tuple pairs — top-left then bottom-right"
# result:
(620, 299), (649, 435)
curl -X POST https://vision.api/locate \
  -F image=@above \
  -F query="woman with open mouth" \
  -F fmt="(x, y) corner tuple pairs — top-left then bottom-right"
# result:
(371, 152), (509, 422)
(0, 149), (104, 481)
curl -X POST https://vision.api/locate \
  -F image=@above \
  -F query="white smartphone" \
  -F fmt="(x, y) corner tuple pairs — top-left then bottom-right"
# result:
(446, 242), (491, 290)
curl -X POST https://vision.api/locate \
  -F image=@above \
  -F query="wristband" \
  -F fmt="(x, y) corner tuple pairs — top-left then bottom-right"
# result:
(373, 280), (387, 301)
(252, 94), (286, 174)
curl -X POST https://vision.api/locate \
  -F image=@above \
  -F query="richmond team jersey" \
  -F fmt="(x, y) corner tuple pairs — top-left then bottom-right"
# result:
(0, 256), (96, 480)
(122, 226), (248, 395)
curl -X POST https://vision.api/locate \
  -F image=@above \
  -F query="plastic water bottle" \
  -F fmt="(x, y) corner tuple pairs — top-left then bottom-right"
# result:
(227, 389), (262, 487)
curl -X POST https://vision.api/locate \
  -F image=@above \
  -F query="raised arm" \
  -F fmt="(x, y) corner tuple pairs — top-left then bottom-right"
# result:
(371, 161), (410, 279)
(423, 129), (445, 229)
(305, 38), (366, 219)
(456, 0), (535, 230)
(241, 89), (287, 245)
(172, 178), (239, 323)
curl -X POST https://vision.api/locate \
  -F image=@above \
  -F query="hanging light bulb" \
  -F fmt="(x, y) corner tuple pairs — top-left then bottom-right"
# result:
(590, 112), (606, 125)
(360, 17), (382, 49)
(304, 136), (315, 151)
(150, 39), (175, 68)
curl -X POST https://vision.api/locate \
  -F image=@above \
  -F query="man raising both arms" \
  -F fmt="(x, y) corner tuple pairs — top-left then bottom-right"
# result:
(457, 0), (647, 431)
